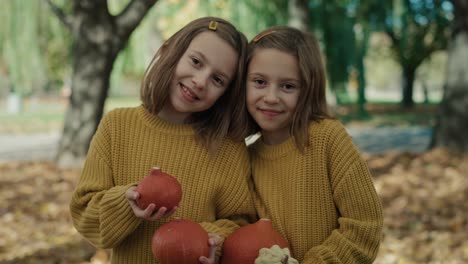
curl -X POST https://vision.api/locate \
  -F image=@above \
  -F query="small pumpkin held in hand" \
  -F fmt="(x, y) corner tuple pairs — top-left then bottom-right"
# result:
(152, 218), (210, 264)
(222, 218), (290, 264)
(135, 167), (182, 210)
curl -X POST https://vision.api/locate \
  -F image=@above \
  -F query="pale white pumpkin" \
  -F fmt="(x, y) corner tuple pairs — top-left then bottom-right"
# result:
(255, 245), (299, 264)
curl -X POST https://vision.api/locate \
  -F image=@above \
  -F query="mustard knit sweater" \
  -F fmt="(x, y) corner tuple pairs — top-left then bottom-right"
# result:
(69, 105), (256, 264)
(249, 119), (383, 263)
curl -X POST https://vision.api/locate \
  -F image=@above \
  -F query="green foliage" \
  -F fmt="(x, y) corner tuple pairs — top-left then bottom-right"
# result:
(309, 0), (357, 103)
(232, 0), (288, 38)
(151, 0), (288, 39)
(110, 0), (164, 95)
(0, 0), (72, 97)
(1, 0), (451, 101)
(385, 0), (452, 70)
(308, 0), (451, 106)
(41, 0), (73, 92)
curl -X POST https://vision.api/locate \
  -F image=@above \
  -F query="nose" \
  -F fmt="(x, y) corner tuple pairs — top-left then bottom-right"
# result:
(263, 88), (279, 104)
(192, 71), (209, 91)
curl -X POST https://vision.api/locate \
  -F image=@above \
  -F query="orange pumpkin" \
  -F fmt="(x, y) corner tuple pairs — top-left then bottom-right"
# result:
(222, 219), (290, 264)
(152, 218), (210, 264)
(136, 167), (182, 210)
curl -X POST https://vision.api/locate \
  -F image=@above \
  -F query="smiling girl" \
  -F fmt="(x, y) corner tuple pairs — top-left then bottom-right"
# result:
(69, 17), (255, 264)
(245, 26), (383, 263)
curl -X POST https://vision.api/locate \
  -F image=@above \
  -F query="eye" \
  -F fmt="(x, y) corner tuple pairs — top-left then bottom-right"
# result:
(213, 75), (225, 86)
(190, 56), (201, 66)
(281, 83), (297, 92)
(253, 79), (266, 87)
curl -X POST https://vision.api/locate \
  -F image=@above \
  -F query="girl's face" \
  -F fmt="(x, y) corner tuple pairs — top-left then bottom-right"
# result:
(159, 31), (238, 124)
(246, 48), (301, 145)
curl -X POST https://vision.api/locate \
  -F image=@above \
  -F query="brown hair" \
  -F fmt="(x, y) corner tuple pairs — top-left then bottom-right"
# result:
(245, 26), (331, 151)
(140, 17), (248, 153)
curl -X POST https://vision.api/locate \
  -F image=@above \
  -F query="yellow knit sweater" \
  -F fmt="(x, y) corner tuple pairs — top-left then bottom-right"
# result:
(249, 119), (383, 263)
(70, 105), (256, 264)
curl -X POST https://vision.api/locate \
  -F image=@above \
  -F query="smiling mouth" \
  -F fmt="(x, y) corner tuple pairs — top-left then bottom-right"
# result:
(180, 83), (200, 100)
(259, 108), (282, 117)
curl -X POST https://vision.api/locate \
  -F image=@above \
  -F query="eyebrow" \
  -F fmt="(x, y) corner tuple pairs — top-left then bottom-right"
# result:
(191, 50), (231, 80)
(248, 72), (301, 83)
(282, 78), (301, 84)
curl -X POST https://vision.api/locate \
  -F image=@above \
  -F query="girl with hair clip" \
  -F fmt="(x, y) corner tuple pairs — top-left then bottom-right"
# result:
(70, 17), (256, 264)
(244, 26), (383, 263)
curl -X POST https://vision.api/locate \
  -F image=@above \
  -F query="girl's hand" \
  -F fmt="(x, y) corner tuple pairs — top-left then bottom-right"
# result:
(199, 233), (222, 264)
(125, 186), (177, 221)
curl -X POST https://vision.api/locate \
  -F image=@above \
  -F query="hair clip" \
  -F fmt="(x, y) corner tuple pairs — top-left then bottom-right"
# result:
(208, 21), (218, 31)
(253, 30), (276, 43)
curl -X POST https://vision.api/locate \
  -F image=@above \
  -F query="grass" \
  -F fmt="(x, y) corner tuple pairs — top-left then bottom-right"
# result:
(0, 112), (64, 134)
(335, 102), (438, 127)
(104, 96), (141, 110)
(0, 97), (66, 134)
(0, 96), (140, 134)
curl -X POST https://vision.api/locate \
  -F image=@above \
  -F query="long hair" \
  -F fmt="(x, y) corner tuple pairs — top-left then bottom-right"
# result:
(140, 17), (248, 154)
(245, 26), (331, 151)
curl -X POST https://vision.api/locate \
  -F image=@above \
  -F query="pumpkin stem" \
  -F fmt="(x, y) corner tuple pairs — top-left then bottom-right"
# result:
(281, 255), (289, 264)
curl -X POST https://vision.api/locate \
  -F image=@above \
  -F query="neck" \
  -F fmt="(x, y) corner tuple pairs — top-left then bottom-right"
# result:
(261, 130), (291, 145)
(158, 104), (190, 124)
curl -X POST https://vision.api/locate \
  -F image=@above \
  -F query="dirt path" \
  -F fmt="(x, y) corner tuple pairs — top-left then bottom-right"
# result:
(0, 132), (60, 162)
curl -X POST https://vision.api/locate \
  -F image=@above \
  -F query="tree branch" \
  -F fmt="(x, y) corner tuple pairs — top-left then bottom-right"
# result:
(45, 0), (72, 30)
(115, 0), (159, 40)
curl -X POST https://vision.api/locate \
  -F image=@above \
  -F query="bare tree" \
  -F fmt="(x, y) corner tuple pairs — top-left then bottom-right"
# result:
(46, 0), (158, 167)
(432, 0), (468, 152)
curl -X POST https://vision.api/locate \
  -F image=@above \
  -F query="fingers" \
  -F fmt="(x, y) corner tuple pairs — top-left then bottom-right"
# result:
(127, 199), (139, 212)
(208, 233), (222, 246)
(198, 233), (221, 264)
(125, 186), (139, 200)
(126, 186), (178, 221)
(126, 186), (154, 219)
(142, 206), (178, 221)
(142, 204), (157, 218)
(146, 206), (167, 221)
(197, 245), (216, 264)
(207, 240), (217, 260)
(126, 186), (145, 216)
(198, 256), (213, 264)
(164, 206), (178, 217)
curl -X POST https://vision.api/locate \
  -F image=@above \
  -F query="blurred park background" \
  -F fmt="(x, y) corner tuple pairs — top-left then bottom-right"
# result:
(0, 0), (467, 263)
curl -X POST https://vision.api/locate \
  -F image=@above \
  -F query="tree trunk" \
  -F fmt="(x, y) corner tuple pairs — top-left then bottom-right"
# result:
(356, 56), (368, 116)
(49, 0), (158, 167)
(432, 0), (468, 152)
(401, 66), (416, 108)
(288, 0), (309, 31)
(356, 27), (370, 117)
(57, 39), (116, 166)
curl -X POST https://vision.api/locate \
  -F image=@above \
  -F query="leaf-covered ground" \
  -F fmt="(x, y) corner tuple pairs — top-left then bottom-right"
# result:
(0, 148), (467, 264)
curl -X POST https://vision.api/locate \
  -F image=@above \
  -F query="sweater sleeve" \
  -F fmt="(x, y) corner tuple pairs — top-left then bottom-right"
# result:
(199, 144), (257, 261)
(301, 123), (383, 263)
(69, 113), (142, 249)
